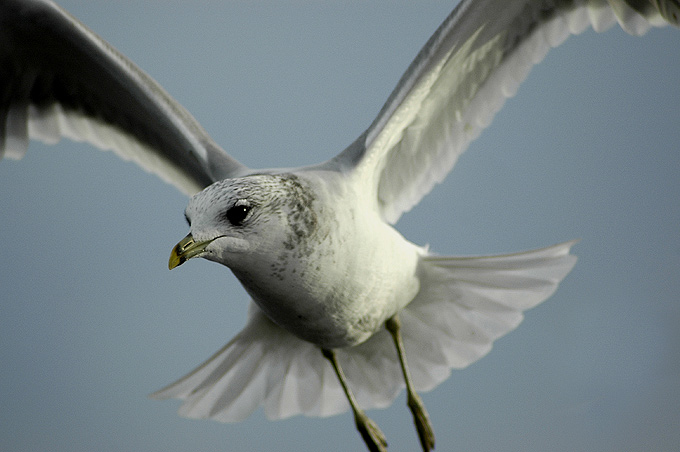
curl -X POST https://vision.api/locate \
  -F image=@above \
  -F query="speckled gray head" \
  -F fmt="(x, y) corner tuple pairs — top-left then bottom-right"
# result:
(181, 173), (320, 268)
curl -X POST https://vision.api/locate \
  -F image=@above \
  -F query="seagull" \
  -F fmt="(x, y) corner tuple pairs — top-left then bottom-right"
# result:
(1, 1), (678, 451)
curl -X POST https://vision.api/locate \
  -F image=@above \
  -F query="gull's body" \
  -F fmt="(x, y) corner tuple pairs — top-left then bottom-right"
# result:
(1, 0), (680, 452)
(185, 172), (422, 349)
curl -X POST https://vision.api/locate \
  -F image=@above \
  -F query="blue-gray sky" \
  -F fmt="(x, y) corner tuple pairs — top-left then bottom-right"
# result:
(1, 2), (679, 451)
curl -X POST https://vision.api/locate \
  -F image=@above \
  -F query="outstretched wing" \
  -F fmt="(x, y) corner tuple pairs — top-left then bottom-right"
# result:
(329, 0), (678, 224)
(0, 0), (248, 195)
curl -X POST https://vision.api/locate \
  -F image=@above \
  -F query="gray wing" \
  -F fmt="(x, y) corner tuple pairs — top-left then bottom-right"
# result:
(0, 0), (248, 196)
(329, 0), (678, 224)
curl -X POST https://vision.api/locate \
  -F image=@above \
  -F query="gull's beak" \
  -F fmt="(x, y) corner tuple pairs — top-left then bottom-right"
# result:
(168, 233), (214, 270)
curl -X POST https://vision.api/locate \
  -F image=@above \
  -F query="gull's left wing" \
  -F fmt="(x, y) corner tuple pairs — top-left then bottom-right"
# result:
(328, 0), (679, 224)
(0, 0), (248, 195)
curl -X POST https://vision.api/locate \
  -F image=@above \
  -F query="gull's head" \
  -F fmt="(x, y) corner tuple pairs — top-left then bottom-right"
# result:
(169, 173), (318, 271)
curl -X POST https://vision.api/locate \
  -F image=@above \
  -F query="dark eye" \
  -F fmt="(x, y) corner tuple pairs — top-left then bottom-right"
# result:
(225, 203), (251, 226)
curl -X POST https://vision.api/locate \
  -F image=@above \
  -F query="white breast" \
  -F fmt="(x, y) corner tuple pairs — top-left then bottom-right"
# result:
(233, 172), (423, 348)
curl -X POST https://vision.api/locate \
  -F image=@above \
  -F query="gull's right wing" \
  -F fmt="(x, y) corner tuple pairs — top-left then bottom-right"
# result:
(0, 0), (248, 196)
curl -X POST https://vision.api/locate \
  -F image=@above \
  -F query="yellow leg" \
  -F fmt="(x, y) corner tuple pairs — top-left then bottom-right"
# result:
(386, 314), (435, 452)
(322, 348), (388, 452)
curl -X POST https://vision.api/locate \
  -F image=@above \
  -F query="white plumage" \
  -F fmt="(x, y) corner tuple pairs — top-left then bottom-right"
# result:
(151, 241), (577, 421)
(1, 1), (678, 450)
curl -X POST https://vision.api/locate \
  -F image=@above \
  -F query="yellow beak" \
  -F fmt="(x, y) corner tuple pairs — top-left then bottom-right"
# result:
(168, 233), (214, 270)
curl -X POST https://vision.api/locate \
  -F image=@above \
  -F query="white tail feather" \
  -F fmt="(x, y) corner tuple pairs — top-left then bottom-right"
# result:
(151, 241), (577, 422)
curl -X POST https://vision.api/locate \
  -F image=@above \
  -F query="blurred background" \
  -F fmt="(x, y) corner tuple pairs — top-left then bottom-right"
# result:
(1, 2), (678, 451)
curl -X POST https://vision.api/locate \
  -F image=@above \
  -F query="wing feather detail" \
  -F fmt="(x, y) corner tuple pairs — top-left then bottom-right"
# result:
(333, 0), (677, 223)
(0, 0), (247, 195)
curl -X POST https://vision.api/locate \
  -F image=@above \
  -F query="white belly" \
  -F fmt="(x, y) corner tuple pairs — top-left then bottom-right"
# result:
(234, 220), (422, 348)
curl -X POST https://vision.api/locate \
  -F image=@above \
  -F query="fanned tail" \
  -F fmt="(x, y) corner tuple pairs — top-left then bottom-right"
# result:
(396, 240), (578, 391)
(150, 302), (349, 421)
(151, 241), (577, 422)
